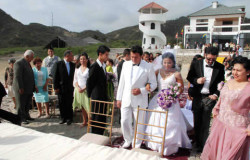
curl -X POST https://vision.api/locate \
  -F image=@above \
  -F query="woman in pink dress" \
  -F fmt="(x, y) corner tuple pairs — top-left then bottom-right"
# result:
(201, 56), (250, 160)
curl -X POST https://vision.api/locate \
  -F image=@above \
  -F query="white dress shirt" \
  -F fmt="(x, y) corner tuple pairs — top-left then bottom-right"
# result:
(96, 59), (106, 73)
(201, 59), (214, 94)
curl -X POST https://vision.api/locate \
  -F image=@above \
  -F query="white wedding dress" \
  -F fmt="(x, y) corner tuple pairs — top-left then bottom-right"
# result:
(145, 73), (192, 156)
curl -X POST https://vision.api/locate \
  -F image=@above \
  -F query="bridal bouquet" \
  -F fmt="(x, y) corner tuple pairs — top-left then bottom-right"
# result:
(157, 83), (181, 109)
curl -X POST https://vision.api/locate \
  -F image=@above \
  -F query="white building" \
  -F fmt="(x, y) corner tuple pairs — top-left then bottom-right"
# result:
(184, 1), (250, 49)
(138, 2), (167, 50)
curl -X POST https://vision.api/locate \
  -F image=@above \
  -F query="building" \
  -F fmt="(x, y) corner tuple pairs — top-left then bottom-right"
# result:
(138, 2), (167, 50)
(45, 36), (102, 48)
(184, 1), (250, 50)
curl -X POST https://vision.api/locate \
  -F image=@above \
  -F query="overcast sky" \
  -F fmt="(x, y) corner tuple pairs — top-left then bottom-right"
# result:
(0, 0), (249, 33)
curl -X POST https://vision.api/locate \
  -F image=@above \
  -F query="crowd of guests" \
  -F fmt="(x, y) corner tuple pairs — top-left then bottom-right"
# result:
(0, 44), (249, 159)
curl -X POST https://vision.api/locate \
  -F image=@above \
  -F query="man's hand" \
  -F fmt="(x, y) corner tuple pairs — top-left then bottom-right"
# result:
(197, 77), (206, 84)
(132, 88), (141, 95)
(245, 129), (250, 136)
(19, 88), (24, 95)
(209, 95), (217, 100)
(117, 100), (122, 108)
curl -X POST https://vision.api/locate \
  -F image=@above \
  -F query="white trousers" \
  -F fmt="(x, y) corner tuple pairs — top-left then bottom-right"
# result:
(121, 106), (146, 147)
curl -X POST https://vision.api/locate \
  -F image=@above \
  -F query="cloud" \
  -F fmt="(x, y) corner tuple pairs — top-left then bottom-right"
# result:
(0, 0), (249, 33)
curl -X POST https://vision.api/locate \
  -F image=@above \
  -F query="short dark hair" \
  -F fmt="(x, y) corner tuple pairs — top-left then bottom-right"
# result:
(193, 54), (203, 61)
(143, 51), (150, 56)
(232, 56), (250, 71)
(162, 52), (176, 68)
(48, 47), (54, 51)
(131, 45), (143, 56)
(123, 49), (130, 56)
(206, 47), (219, 56)
(107, 59), (114, 66)
(97, 45), (110, 56)
(33, 57), (42, 65)
(64, 50), (72, 57)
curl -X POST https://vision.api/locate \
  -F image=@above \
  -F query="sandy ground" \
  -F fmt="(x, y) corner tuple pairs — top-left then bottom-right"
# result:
(0, 52), (201, 160)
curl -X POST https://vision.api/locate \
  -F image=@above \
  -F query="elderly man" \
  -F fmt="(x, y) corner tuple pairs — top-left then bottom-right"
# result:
(13, 50), (35, 124)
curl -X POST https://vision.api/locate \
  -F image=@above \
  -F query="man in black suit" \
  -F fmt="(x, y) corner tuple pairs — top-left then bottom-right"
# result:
(53, 50), (75, 125)
(117, 48), (130, 83)
(86, 45), (110, 135)
(187, 47), (224, 152)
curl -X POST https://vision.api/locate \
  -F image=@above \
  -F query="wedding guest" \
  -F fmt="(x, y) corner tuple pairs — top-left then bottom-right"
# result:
(149, 53), (154, 63)
(86, 45), (110, 135)
(116, 45), (157, 148)
(73, 54), (80, 67)
(187, 47), (225, 152)
(114, 53), (120, 65)
(13, 50), (35, 124)
(73, 52), (90, 127)
(117, 49), (130, 83)
(106, 59), (115, 101)
(53, 50), (75, 125)
(143, 51), (150, 63)
(42, 47), (61, 77)
(4, 58), (16, 109)
(201, 56), (250, 160)
(223, 56), (233, 81)
(33, 57), (50, 118)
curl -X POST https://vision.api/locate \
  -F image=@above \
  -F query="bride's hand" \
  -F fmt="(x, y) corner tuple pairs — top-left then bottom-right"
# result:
(146, 83), (151, 91)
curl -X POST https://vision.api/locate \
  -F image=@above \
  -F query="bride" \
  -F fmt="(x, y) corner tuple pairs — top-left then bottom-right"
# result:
(145, 52), (192, 156)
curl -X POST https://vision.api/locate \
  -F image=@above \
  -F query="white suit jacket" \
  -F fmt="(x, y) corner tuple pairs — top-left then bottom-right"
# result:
(116, 60), (157, 108)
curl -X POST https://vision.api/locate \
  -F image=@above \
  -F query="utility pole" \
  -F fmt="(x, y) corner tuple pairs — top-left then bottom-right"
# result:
(51, 12), (53, 27)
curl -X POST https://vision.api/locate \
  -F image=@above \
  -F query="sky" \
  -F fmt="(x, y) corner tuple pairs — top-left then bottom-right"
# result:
(0, 0), (249, 33)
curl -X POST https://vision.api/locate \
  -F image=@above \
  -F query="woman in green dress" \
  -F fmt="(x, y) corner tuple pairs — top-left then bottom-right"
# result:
(106, 59), (115, 101)
(72, 52), (90, 126)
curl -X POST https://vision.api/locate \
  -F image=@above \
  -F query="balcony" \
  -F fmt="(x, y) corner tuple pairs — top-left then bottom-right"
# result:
(184, 23), (250, 34)
(139, 13), (166, 23)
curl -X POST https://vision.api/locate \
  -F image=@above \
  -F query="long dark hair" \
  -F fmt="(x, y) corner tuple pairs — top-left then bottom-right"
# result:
(79, 52), (90, 68)
(162, 52), (176, 68)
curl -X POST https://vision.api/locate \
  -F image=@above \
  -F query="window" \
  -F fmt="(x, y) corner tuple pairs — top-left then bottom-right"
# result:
(222, 21), (233, 32)
(143, 38), (146, 44)
(151, 23), (155, 29)
(151, 38), (155, 44)
(196, 19), (208, 23)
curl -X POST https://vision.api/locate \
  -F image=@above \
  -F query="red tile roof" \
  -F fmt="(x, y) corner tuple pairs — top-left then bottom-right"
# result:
(138, 2), (168, 13)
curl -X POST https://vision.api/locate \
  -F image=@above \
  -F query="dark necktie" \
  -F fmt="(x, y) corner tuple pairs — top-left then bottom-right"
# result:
(133, 63), (139, 66)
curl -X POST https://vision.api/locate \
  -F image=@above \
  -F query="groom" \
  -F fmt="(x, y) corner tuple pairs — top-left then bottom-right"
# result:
(116, 45), (157, 148)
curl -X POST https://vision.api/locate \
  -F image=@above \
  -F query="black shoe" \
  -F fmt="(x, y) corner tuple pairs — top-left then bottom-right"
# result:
(27, 117), (35, 121)
(22, 120), (29, 125)
(59, 119), (66, 124)
(67, 119), (72, 125)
